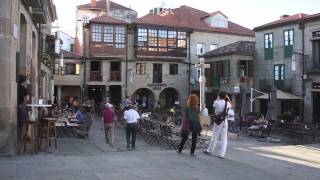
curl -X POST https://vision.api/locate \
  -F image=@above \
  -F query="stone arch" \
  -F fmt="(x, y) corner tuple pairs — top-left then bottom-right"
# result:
(132, 88), (155, 110)
(159, 87), (180, 109)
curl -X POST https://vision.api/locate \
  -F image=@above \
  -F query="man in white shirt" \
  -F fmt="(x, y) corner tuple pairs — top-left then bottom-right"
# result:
(204, 91), (232, 158)
(124, 104), (140, 149)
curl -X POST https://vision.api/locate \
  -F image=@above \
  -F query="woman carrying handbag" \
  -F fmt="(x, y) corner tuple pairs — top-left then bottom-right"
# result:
(177, 94), (201, 156)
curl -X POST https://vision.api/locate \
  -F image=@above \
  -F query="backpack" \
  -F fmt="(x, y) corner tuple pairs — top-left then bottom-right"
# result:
(214, 101), (227, 125)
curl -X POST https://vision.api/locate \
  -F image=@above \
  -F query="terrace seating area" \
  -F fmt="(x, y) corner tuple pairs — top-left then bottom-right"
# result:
(137, 113), (211, 150)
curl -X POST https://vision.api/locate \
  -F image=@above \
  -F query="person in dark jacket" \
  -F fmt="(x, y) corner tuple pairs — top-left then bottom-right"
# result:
(177, 94), (200, 156)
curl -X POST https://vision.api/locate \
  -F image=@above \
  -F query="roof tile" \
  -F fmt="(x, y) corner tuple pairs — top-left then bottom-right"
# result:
(90, 15), (129, 24)
(77, 0), (134, 11)
(134, 5), (254, 37)
(202, 41), (255, 58)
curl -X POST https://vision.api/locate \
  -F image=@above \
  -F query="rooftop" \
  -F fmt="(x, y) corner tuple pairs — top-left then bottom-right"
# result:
(201, 41), (255, 58)
(254, 13), (320, 31)
(77, 0), (135, 12)
(134, 5), (254, 37)
(90, 15), (129, 24)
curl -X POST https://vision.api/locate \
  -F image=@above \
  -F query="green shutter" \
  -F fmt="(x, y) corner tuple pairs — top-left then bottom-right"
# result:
(284, 45), (293, 58)
(223, 60), (230, 77)
(265, 48), (274, 60)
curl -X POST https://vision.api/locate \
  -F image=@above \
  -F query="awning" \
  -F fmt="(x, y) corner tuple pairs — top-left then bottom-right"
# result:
(256, 90), (303, 100)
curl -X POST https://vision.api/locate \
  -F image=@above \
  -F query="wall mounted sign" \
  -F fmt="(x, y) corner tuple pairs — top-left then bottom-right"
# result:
(147, 83), (167, 90)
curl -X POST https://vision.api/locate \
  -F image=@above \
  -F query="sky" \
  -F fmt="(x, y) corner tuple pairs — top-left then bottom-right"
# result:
(52, 0), (320, 37)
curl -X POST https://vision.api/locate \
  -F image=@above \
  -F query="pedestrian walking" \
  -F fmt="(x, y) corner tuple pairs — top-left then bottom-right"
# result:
(124, 104), (140, 149)
(102, 103), (116, 146)
(204, 91), (232, 158)
(177, 94), (201, 156)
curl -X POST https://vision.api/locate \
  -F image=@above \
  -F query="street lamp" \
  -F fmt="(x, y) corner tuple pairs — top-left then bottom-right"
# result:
(195, 58), (210, 110)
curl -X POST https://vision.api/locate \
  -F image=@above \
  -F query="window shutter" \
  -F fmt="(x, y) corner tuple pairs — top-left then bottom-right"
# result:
(248, 61), (253, 77)
(223, 60), (230, 77)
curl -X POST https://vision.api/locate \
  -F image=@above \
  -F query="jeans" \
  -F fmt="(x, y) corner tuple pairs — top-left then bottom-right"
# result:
(126, 123), (137, 148)
(178, 131), (198, 154)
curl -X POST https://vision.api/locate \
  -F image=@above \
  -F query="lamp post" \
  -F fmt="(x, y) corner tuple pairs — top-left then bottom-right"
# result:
(195, 58), (210, 110)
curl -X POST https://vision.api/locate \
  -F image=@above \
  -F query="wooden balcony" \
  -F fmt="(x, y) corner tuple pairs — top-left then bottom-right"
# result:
(110, 71), (121, 81)
(90, 71), (102, 81)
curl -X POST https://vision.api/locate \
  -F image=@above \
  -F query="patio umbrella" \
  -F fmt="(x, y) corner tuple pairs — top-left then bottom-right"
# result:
(239, 85), (247, 130)
(266, 86), (277, 136)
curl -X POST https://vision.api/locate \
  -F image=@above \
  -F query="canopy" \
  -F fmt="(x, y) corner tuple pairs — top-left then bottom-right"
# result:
(256, 90), (303, 100)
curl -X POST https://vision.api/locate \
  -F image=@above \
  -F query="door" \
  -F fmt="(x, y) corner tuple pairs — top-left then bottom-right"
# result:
(312, 92), (320, 125)
(153, 64), (162, 83)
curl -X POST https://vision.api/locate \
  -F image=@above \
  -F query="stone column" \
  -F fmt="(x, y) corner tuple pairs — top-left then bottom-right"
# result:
(57, 85), (62, 108)
(0, 0), (17, 155)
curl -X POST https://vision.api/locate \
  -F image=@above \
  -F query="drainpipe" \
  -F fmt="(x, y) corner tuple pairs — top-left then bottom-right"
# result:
(125, 25), (129, 97)
(188, 32), (191, 94)
(82, 56), (86, 101)
(299, 20), (305, 122)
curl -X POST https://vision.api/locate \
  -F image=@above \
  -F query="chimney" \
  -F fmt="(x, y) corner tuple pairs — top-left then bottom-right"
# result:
(106, 0), (110, 15)
(91, 0), (96, 7)
(280, 14), (289, 19)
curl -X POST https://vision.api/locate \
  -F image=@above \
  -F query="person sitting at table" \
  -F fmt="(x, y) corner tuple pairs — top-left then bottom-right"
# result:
(76, 106), (84, 124)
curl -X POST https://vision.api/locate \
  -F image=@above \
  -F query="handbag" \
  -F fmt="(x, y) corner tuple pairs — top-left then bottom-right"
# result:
(214, 101), (227, 125)
(181, 115), (191, 134)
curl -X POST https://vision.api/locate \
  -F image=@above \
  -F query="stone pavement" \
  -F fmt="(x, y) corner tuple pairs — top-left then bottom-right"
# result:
(1, 116), (320, 180)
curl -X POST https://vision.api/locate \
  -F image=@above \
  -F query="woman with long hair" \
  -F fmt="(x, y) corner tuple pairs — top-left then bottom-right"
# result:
(177, 94), (201, 156)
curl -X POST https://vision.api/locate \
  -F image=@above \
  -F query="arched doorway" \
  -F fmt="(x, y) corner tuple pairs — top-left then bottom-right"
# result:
(132, 88), (155, 110)
(159, 88), (180, 109)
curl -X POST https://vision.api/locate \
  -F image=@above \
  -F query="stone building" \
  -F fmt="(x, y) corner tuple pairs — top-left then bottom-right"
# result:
(201, 41), (255, 113)
(253, 13), (320, 124)
(0, 0), (57, 155)
(53, 50), (84, 107)
(82, 15), (129, 106)
(75, 0), (137, 55)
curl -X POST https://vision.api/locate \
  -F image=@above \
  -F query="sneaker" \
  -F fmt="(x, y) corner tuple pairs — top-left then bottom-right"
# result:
(176, 150), (182, 154)
(215, 154), (224, 159)
(203, 150), (212, 155)
(190, 153), (197, 157)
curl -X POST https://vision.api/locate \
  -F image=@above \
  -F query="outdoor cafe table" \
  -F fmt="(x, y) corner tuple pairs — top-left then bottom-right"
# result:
(26, 104), (52, 153)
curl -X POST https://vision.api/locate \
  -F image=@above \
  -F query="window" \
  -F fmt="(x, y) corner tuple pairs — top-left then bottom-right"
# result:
(62, 64), (80, 75)
(91, 24), (126, 48)
(210, 44), (218, 51)
(239, 60), (253, 77)
(274, 64), (284, 81)
(169, 64), (178, 75)
(197, 43), (205, 55)
(153, 64), (162, 83)
(158, 30), (167, 47)
(177, 32), (186, 48)
(312, 31), (320, 67)
(168, 31), (177, 48)
(82, 16), (89, 24)
(115, 26), (125, 48)
(136, 63), (146, 75)
(54, 63), (59, 75)
(284, 29), (294, 58)
(91, 24), (102, 42)
(104, 26), (113, 45)
(148, 29), (158, 50)
(264, 33), (273, 60)
(138, 28), (147, 46)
